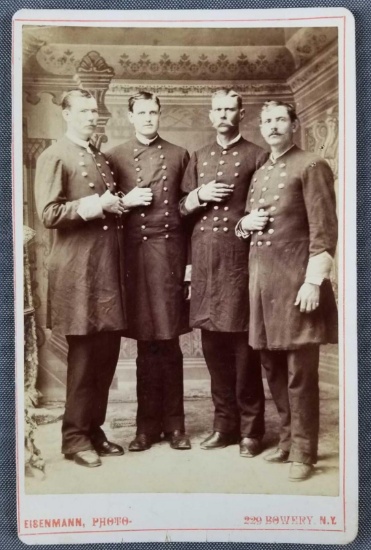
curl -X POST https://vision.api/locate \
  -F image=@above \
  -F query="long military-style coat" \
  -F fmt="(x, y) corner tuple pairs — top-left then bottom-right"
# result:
(244, 145), (338, 350)
(107, 136), (190, 341)
(180, 137), (268, 332)
(35, 136), (127, 336)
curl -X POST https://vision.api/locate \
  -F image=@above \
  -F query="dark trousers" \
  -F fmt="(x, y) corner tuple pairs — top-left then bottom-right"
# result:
(201, 330), (265, 438)
(61, 332), (121, 454)
(136, 338), (185, 436)
(260, 345), (320, 464)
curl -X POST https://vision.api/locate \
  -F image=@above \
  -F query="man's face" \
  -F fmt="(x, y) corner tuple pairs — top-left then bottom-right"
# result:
(259, 105), (298, 149)
(209, 94), (244, 136)
(62, 96), (98, 141)
(128, 99), (160, 139)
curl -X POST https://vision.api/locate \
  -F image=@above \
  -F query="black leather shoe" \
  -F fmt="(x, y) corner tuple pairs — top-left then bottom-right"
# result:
(164, 430), (191, 450)
(129, 434), (160, 452)
(239, 437), (262, 458)
(65, 449), (102, 468)
(200, 431), (238, 450)
(264, 448), (289, 463)
(94, 440), (124, 457)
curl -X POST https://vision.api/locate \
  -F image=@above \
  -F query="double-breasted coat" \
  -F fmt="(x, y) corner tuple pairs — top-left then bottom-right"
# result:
(107, 136), (190, 341)
(35, 136), (127, 336)
(243, 145), (338, 350)
(180, 137), (268, 332)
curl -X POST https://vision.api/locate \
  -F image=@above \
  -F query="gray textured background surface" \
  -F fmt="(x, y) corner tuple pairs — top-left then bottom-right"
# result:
(1, 1), (370, 548)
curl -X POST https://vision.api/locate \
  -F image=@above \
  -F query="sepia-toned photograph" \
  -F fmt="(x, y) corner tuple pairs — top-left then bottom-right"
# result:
(14, 8), (357, 545)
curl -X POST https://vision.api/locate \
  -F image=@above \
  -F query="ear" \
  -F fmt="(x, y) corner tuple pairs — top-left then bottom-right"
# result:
(128, 111), (134, 125)
(292, 120), (299, 133)
(239, 108), (245, 121)
(208, 110), (214, 125)
(62, 109), (70, 123)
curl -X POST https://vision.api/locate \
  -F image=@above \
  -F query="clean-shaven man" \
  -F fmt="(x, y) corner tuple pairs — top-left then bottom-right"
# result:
(107, 91), (191, 452)
(35, 89), (127, 468)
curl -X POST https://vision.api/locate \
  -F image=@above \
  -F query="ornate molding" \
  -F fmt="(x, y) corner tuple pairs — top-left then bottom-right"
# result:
(288, 41), (338, 94)
(107, 80), (293, 102)
(286, 27), (338, 69)
(304, 107), (338, 179)
(76, 50), (114, 76)
(23, 75), (76, 105)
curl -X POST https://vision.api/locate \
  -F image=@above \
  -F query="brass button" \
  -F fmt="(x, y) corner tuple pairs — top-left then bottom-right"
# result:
(234, 173), (239, 177)
(103, 225), (108, 231)
(203, 216), (207, 220)
(223, 217), (228, 222)
(164, 200), (169, 204)
(211, 151), (215, 156)
(111, 171), (114, 175)
(258, 231), (263, 236)
(213, 216), (219, 221)
(79, 152), (84, 157)
(160, 154), (165, 159)
(235, 162), (241, 167)
(222, 150), (227, 155)
(200, 227), (205, 231)
(233, 151), (238, 156)
(251, 188), (255, 193)
(203, 162), (208, 166)
(264, 176), (270, 181)
(165, 234), (169, 239)
(268, 166), (274, 171)
(88, 182), (95, 188)
(141, 213), (145, 217)
(162, 165), (167, 170)
(143, 236), (148, 241)
(163, 176), (167, 180)
(224, 206), (229, 211)
(200, 173), (205, 177)
(219, 160), (225, 165)
(134, 158), (139, 161)
(223, 227), (228, 232)
(163, 187), (168, 191)
(134, 148), (138, 152)
(106, 183), (110, 188)
(262, 187), (267, 192)
(82, 171), (88, 177)
(97, 163), (101, 167)
(165, 211), (169, 216)
(257, 241), (263, 246)
(158, 145), (162, 149)
(106, 160), (110, 165)
(268, 228), (274, 234)
(278, 183), (285, 189)
(271, 206), (276, 212)
(259, 198), (265, 203)
(250, 241), (254, 246)
(141, 225), (146, 230)
(213, 227), (219, 232)
(101, 173), (106, 177)
(269, 217), (275, 222)
(280, 172), (287, 177)
(136, 167), (140, 172)
(165, 224), (169, 229)
(79, 161), (85, 166)
(280, 163), (286, 168)
(260, 166), (265, 170)
(250, 198), (255, 203)
(253, 178), (257, 182)
(214, 206), (219, 210)
(274, 195), (280, 201)
(137, 178), (142, 183)
(217, 171), (223, 176)
(266, 241), (272, 246)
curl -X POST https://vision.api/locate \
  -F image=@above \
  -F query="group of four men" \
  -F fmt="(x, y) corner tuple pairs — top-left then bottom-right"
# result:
(35, 87), (338, 483)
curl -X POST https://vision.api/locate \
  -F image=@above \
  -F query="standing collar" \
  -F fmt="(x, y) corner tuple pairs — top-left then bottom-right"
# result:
(216, 133), (242, 149)
(65, 131), (92, 150)
(135, 133), (159, 146)
(269, 144), (295, 162)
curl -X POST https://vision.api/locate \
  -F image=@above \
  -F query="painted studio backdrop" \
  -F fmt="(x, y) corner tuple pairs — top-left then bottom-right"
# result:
(22, 25), (339, 410)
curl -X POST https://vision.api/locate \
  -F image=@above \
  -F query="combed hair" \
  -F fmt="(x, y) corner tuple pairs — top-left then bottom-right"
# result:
(128, 91), (161, 112)
(61, 89), (94, 110)
(211, 88), (243, 109)
(260, 100), (298, 123)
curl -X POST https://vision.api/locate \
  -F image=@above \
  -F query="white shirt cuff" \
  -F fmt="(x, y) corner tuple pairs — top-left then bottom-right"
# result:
(305, 251), (333, 285)
(77, 194), (104, 221)
(184, 188), (207, 213)
(184, 264), (192, 282)
(235, 219), (252, 239)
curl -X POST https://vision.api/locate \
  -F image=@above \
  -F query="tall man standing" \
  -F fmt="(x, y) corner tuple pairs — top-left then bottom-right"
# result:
(107, 91), (191, 452)
(180, 88), (267, 457)
(35, 89), (127, 468)
(236, 101), (338, 481)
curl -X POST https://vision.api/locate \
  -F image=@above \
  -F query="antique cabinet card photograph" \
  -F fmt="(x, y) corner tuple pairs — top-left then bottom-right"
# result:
(13, 7), (357, 545)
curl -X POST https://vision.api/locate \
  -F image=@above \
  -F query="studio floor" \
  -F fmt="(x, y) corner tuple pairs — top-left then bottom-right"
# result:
(25, 380), (339, 497)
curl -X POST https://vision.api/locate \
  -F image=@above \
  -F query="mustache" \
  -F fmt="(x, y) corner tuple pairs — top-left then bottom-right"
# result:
(269, 132), (282, 136)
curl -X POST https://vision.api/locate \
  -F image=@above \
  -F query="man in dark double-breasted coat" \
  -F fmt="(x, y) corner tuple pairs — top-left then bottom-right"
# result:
(236, 101), (338, 482)
(107, 91), (191, 452)
(35, 89), (127, 468)
(180, 88), (268, 457)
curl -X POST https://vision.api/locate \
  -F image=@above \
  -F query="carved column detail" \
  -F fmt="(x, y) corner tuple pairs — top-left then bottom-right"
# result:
(74, 51), (115, 149)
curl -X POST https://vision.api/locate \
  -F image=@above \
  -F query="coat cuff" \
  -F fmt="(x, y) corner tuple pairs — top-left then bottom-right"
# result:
(305, 251), (333, 285)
